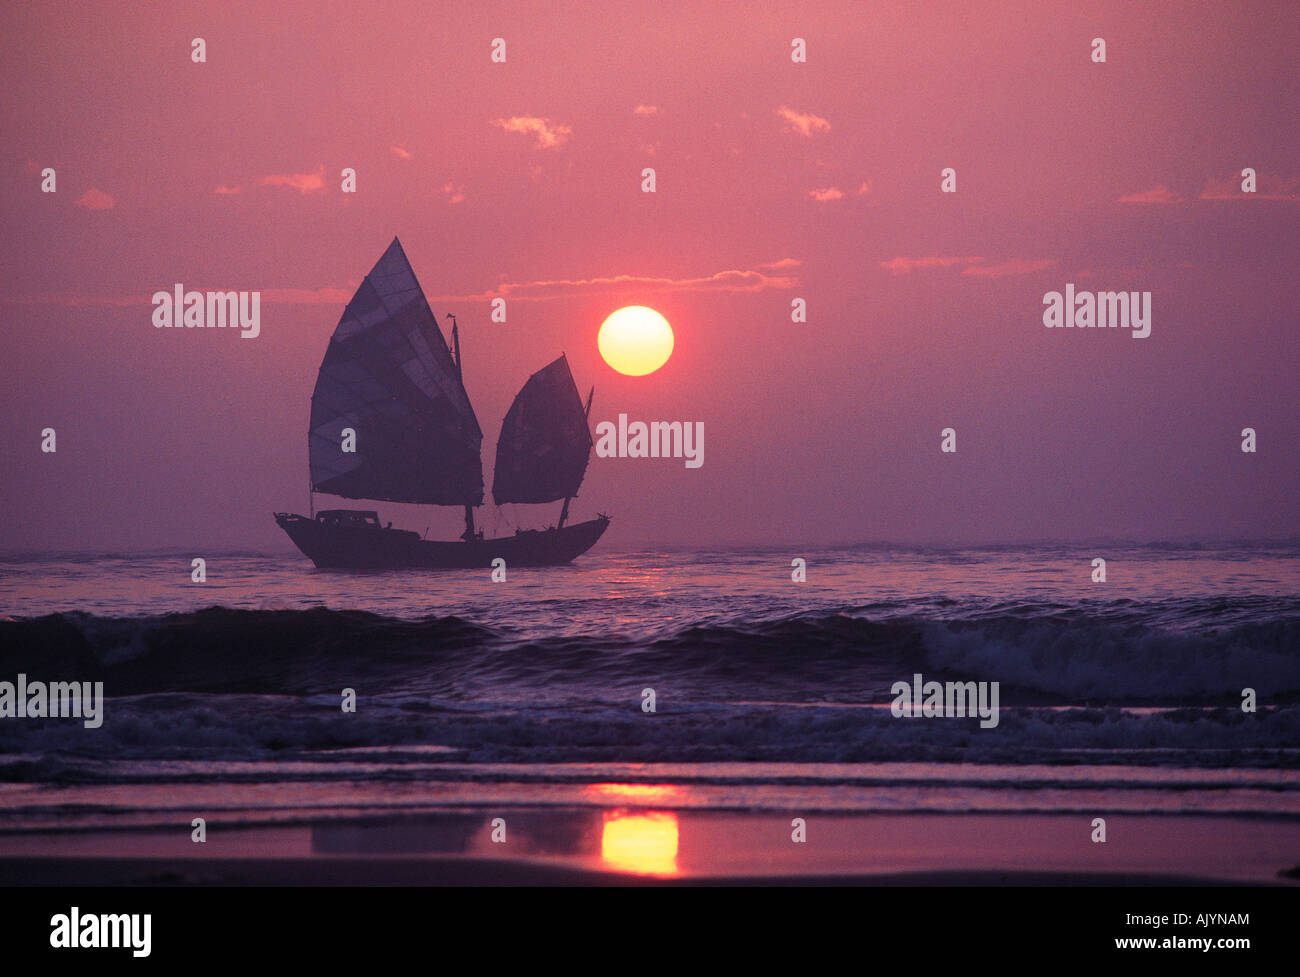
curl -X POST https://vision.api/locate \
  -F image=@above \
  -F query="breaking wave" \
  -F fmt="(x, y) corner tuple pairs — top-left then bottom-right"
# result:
(1, 598), (1295, 704)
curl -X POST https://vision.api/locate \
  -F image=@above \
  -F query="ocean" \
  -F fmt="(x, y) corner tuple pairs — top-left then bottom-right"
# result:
(1, 543), (1297, 881)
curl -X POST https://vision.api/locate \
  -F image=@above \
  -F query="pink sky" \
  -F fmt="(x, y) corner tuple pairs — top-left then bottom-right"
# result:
(1, 1), (1296, 550)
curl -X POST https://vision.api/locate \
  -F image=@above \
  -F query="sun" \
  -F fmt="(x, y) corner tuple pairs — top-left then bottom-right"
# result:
(598, 306), (674, 376)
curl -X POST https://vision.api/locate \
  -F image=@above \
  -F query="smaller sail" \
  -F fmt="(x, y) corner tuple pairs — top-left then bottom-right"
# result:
(493, 355), (592, 505)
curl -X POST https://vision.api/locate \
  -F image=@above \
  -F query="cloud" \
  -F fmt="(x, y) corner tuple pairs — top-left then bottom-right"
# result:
(633, 104), (661, 116)
(256, 165), (327, 194)
(880, 256), (1055, 278)
(214, 165), (327, 195)
(777, 106), (830, 137)
(5, 292), (142, 308)
(11, 262), (801, 311)
(6, 286), (355, 308)
(856, 181), (872, 196)
(880, 256), (983, 275)
(1076, 266), (1146, 280)
(258, 287), (356, 304)
(390, 145), (413, 160)
(442, 182), (465, 204)
(808, 187), (844, 202)
(1199, 171), (1300, 201)
(962, 258), (1057, 278)
(428, 263), (800, 304)
(1118, 184), (1181, 204)
(75, 187), (115, 210)
(492, 116), (572, 149)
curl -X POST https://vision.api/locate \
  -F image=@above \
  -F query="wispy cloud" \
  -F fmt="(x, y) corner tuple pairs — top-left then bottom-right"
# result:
(259, 287), (355, 304)
(962, 258), (1057, 278)
(5, 292), (143, 308)
(492, 116), (572, 149)
(1118, 184), (1181, 204)
(856, 181), (872, 196)
(255, 165), (327, 194)
(777, 106), (830, 137)
(1199, 171), (1299, 201)
(7, 263), (800, 310)
(808, 187), (844, 202)
(442, 182), (465, 205)
(5, 286), (355, 308)
(633, 104), (661, 117)
(429, 264), (800, 304)
(1076, 266), (1147, 280)
(880, 256), (983, 275)
(214, 164), (327, 196)
(75, 187), (115, 211)
(390, 145), (413, 160)
(880, 256), (1055, 278)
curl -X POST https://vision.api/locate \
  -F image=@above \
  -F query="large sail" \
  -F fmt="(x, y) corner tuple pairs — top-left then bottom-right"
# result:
(492, 355), (592, 505)
(309, 238), (484, 506)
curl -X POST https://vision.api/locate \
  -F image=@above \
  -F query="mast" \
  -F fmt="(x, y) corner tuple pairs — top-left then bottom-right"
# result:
(448, 313), (477, 540)
(557, 385), (594, 529)
(448, 314), (462, 379)
(309, 398), (315, 519)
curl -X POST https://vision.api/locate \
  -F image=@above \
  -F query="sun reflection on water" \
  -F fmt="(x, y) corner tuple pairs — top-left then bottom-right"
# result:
(599, 810), (679, 876)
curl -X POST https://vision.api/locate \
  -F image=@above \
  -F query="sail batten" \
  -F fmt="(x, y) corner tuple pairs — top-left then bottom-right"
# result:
(493, 354), (593, 506)
(309, 238), (484, 506)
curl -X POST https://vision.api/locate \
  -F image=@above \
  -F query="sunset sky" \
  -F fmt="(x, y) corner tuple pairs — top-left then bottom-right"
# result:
(2, 0), (1296, 551)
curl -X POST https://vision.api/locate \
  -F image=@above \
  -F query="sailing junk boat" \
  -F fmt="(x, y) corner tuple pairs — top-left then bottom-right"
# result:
(274, 238), (609, 568)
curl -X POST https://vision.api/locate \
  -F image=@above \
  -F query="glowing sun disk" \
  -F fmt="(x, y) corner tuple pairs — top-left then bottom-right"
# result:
(598, 306), (674, 376)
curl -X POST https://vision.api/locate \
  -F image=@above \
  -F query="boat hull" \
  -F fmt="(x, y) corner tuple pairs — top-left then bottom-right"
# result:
(273, 512), (610, 569)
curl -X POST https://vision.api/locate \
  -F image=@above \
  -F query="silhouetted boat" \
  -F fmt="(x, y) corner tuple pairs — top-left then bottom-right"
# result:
(275, 238), (608, 569)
